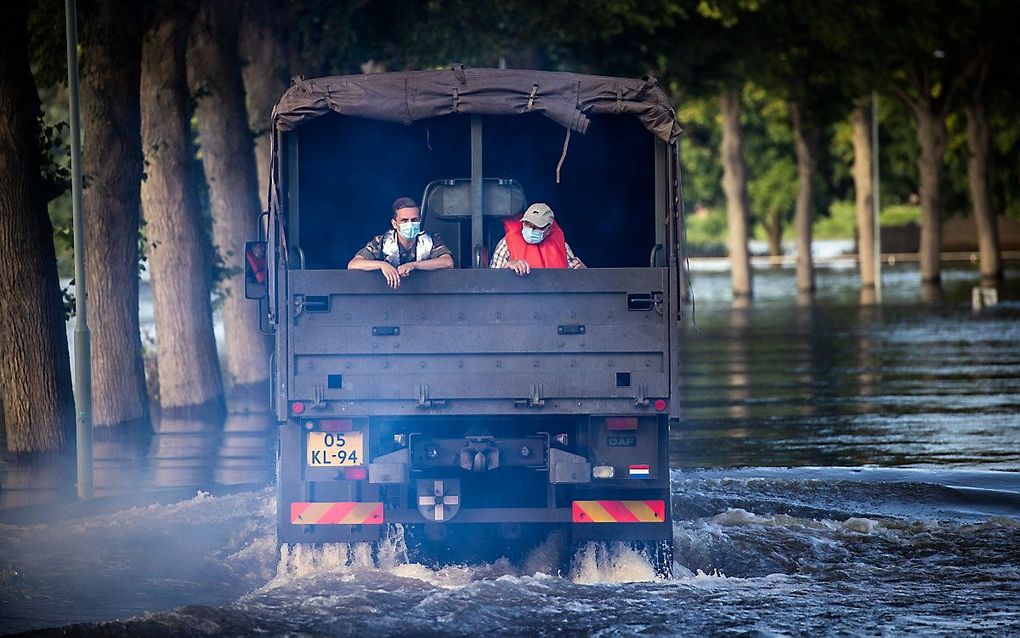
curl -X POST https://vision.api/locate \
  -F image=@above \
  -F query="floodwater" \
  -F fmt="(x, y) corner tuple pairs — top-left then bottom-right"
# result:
(2, 262), (1019, 635)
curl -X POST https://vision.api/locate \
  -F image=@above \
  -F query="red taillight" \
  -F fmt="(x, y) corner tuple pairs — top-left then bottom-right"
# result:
(319, 418), (354, 432)
(606, 417), (639, 431)
(654, 399), (667, 412)
(291, 401), (305, 415)
(343, 467), (367, 480)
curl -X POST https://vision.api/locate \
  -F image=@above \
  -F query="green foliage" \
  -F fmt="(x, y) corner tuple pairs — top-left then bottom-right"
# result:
(874, 100), (921, 207)
(50, 193), (73, 277)
(297, 0), (689, 75)
(747, 157), (797, 226)
(28, 0), (68, 88)
(989, 107), (1020, 219)
(208, 248), (238, 313)
(37, 115), (70, 201)
(679, 85), (823, 245)
(22, 0), (1020, 290)
(685, 200), (922, 249)
(677, 98), (723, 209)
(684, 206), (728, 251)
(741, 85), (800, 230)
(36, 89), (76, 284)
(881, 204), (922, 226)
(288, 0), (368, 76)
(814, 201), (856, 240)
(943, 111), (973, 217)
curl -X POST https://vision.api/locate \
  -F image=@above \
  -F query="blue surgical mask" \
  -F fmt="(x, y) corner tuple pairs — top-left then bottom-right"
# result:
(397, 221), (421, 240)
(522, 226), (546, 244)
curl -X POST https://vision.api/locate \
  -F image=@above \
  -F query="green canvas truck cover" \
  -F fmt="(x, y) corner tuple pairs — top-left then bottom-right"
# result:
(270, 66), (681, 143)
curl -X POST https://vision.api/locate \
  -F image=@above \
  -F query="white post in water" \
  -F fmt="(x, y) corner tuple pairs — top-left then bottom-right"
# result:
(871, 91), (883, 302)
(66, 0), (93, 499)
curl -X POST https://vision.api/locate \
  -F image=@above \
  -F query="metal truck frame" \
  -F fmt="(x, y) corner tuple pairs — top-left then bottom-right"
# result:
(246, 68), (688, 573)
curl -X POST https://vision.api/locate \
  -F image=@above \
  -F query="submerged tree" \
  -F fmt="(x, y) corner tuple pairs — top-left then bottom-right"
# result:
(654, 2), (766, 298)
(876, 0), (987, 285)
(141, 0), (225, 414)
(958, 0), (1017, 282)
(188, 0), (271, 393)
(849, 99), (878, 289)
(0, 2), (75, 452)
(748, 0), (859, 294)
(962, 73), (999, 283)
(239, 0), (290, 209)
(718, 85), (755, 297)
(80, 0), (149, 427)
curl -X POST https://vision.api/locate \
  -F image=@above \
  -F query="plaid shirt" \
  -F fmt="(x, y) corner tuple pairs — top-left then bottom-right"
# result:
(488, 237), (586, 269)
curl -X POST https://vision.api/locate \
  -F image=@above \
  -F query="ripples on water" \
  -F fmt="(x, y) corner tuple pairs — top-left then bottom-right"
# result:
(2, 472), (1018, 636)
(1, 263), (1018, 635)
(677, 264), (1020, 469)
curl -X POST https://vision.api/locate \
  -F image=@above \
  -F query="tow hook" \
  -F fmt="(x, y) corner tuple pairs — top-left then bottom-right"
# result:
(459, 436), (500, 472)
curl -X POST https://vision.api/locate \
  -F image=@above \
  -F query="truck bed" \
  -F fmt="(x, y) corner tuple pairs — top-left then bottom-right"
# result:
(281, 268), (671, 417)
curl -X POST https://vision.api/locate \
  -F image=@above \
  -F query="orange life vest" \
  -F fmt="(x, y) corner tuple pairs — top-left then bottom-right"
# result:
(503, 219), (568, 268)
(245, 251), (266, 283)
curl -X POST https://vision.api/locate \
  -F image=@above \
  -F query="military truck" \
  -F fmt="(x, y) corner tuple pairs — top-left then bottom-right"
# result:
(245, 67), (688, 574)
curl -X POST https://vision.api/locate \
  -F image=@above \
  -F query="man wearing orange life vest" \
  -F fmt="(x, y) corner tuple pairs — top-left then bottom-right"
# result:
(489, 203), (586, 275)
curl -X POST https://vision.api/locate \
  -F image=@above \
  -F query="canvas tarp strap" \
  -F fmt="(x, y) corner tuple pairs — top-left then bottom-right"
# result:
(271, 67), (680, 144)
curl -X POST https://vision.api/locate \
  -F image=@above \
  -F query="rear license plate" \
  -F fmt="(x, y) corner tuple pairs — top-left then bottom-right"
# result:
(307, 431), (363, 467)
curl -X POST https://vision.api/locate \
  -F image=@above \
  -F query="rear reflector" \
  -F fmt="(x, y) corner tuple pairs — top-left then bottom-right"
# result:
(572, 500), (665, 523)
(291, 502), (383, 525)
(291, 401), (305, 415)
(319, 418), (354, 432)
(343, 467), (367, 480)
(605, 417), (639, 431)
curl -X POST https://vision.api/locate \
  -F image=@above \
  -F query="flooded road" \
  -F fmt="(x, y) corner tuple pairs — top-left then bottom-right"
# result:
(677, 265), (1020, 469)
(1, 263), (1019, 635)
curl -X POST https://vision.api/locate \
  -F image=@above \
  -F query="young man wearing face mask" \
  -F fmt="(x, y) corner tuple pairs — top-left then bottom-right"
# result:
(347, 197), (454, 288)
(489, 202), (586, 276)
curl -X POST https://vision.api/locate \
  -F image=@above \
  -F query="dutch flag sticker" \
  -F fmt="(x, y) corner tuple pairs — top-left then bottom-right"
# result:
(628, 464), (651, 477)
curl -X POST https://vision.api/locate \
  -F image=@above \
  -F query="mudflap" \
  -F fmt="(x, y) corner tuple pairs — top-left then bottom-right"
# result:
(570, 520), (672, 542)
(277, 536), (391, 572)
(565, 535), (675, 580)
(569, 493), (673, 543)
(638, 538), (674, 578)
(567, 486), (674, 578)
(276, 421), (386, 545)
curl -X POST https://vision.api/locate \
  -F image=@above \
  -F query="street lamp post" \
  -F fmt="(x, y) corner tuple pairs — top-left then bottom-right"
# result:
(871, 91), (882, 302)
(65, 0), (92, 499)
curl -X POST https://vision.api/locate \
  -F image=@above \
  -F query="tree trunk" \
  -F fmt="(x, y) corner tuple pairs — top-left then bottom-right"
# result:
(912, 104), (946, 284)
(141, 3), (225, 413)
(239, 0), (289, 210)
(81, 0), (149, 427)
(718, 87), (753, 298)
(188, 0), (271, 390)
(790, 102), (817, 293)
(850, 104), (877, 289)
(964, 101), (1001, 281)
(764, 209), (784, 260)
(0, 3), (76, 452)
